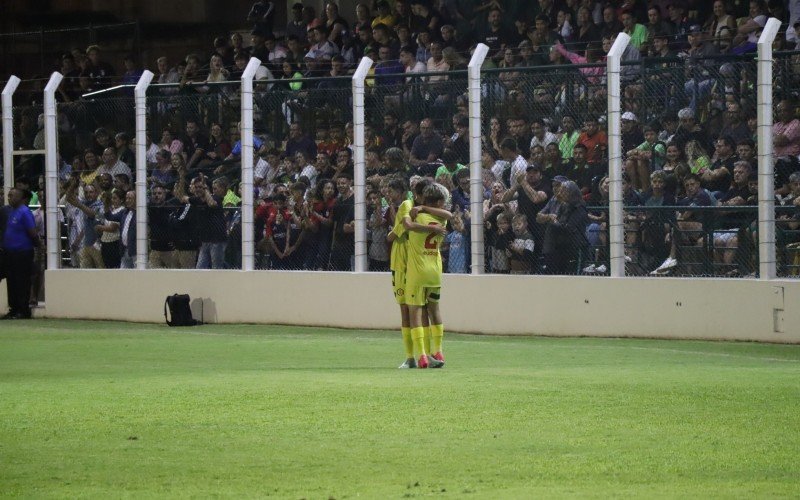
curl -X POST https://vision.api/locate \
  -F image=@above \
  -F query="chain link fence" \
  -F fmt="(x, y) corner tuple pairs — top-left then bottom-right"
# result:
(481, 63), (607, 276)
(145, 83), (242, 270)
(773, 52), (800, 278)
(370, 71), (469, 275)
(622, 53), (761, 278)
(19, 50), (800, 277)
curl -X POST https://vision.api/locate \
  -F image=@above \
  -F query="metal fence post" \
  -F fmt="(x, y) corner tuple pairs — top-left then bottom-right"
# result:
(2, 75), (20, 199)
(468, 43), (489, 275)
(134, 70), (154, 270)
(606, 33), (630, 278)
(757, 18), (781, 280)
(241, 57), (262, 272)
(43, 72), (64, 271)
(352, 57), (373, 273)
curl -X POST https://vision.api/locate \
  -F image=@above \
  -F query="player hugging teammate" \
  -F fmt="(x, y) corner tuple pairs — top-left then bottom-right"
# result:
(387, 178), (452, 369)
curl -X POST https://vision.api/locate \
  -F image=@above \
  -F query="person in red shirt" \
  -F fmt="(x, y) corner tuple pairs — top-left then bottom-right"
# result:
(578, 116), (608, 165)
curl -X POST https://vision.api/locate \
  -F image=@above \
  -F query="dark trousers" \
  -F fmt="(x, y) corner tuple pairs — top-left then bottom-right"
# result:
(5, 249), (34, 317)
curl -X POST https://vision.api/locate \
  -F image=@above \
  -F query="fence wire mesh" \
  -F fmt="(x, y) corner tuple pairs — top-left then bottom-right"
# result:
(623, 53), (762, 277)
(774, 53), (800, 277)
(145, 83), (243, 270)
(21, 50), (800, 277)
(481, 63), (607, 276)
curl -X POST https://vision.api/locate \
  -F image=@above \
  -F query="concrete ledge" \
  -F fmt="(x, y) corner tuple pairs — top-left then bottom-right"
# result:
(41, 270), (800, 343)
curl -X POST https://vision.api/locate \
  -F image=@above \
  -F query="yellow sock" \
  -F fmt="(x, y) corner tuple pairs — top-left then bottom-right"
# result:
(411, 327), (426, 358)
(424, 326), (432, 355)
(430, 323), (444, 354)
(401, 327), (414, 359)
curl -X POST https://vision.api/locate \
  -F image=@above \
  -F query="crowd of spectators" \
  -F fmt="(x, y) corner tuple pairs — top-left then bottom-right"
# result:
(5, 0), (800, 276)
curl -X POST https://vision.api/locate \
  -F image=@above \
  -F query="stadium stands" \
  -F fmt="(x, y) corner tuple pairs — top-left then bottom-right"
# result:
(4, 0), (800, 278)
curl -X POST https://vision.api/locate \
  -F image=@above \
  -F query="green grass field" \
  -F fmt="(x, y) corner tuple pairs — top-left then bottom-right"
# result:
(1, 320), (799, 498)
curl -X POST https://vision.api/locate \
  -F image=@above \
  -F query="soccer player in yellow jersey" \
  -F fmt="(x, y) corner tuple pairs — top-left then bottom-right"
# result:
(403, 182), (451, 368)
(386, 177), (417, 369)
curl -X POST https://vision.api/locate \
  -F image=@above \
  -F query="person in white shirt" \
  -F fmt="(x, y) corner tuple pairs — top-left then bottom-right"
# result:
(499, 137), (529, 184)
(98, 147), (132, 179)
(295, 151), (317, 188)
(426, 40), (449, 80)
(529, 118), (558, 151)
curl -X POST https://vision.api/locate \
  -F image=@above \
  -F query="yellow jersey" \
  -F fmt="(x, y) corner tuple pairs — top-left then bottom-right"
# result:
(389, 199), (412, 272)
(405, 212), (445, 288)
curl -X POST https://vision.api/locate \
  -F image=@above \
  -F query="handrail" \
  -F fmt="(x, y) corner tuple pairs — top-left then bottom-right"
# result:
(0, 21), (138, 37)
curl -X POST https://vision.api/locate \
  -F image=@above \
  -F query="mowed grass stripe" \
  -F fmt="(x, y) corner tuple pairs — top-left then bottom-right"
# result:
(1, 320), (798, 498)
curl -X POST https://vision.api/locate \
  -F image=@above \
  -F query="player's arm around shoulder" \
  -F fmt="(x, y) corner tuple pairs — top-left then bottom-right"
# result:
(412, 205), (453, 221)
(403, 213), (447, 236)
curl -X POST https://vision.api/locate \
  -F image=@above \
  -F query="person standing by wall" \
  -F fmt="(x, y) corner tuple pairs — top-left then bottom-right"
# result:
(2, 188), (40, 319)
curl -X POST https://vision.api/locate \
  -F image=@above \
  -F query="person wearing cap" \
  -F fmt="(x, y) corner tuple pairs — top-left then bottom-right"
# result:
(537, 175), (567, 226)
(621, 112), (644, 157)
(286, 3), (308, 44)
(682, 24), (719, 113)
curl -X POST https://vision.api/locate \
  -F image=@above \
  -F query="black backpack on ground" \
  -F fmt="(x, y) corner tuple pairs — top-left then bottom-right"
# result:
(164, 294), (199, 327)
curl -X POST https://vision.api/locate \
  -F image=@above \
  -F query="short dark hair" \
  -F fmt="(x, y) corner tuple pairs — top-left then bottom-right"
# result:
(500, 137), (518, 152)
(387, 177), (407, 193)
(414, 178), (432, 197)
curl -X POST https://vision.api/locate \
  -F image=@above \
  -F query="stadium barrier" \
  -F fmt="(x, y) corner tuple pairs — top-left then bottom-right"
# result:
(42, 269), (799, 342)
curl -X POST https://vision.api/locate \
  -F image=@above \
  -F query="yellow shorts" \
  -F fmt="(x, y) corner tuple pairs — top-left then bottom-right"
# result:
(392, 270), (406, 305)
(405, 285), (440, 307)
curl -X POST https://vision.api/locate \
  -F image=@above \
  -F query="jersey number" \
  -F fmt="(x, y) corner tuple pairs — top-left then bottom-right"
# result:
(424, 223), (439, 249)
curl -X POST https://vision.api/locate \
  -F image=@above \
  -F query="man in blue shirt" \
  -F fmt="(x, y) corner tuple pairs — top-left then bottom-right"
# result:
(3, 188), (39, 319)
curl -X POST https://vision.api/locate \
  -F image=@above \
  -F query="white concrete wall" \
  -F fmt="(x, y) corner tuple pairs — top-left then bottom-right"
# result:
(40, 270), (800, 343)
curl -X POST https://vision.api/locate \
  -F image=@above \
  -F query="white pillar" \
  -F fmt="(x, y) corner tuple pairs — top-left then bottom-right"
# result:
(468, 43), (489, 275)
(240, 57), (262, 272)
(606, 33), (630, 278)
(43, 72), (64, 271)
(134, 70), (154, 270)
(352, 57), (373, 273)
(2, 76), (21, 202)
(757, 18), (781, 280)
